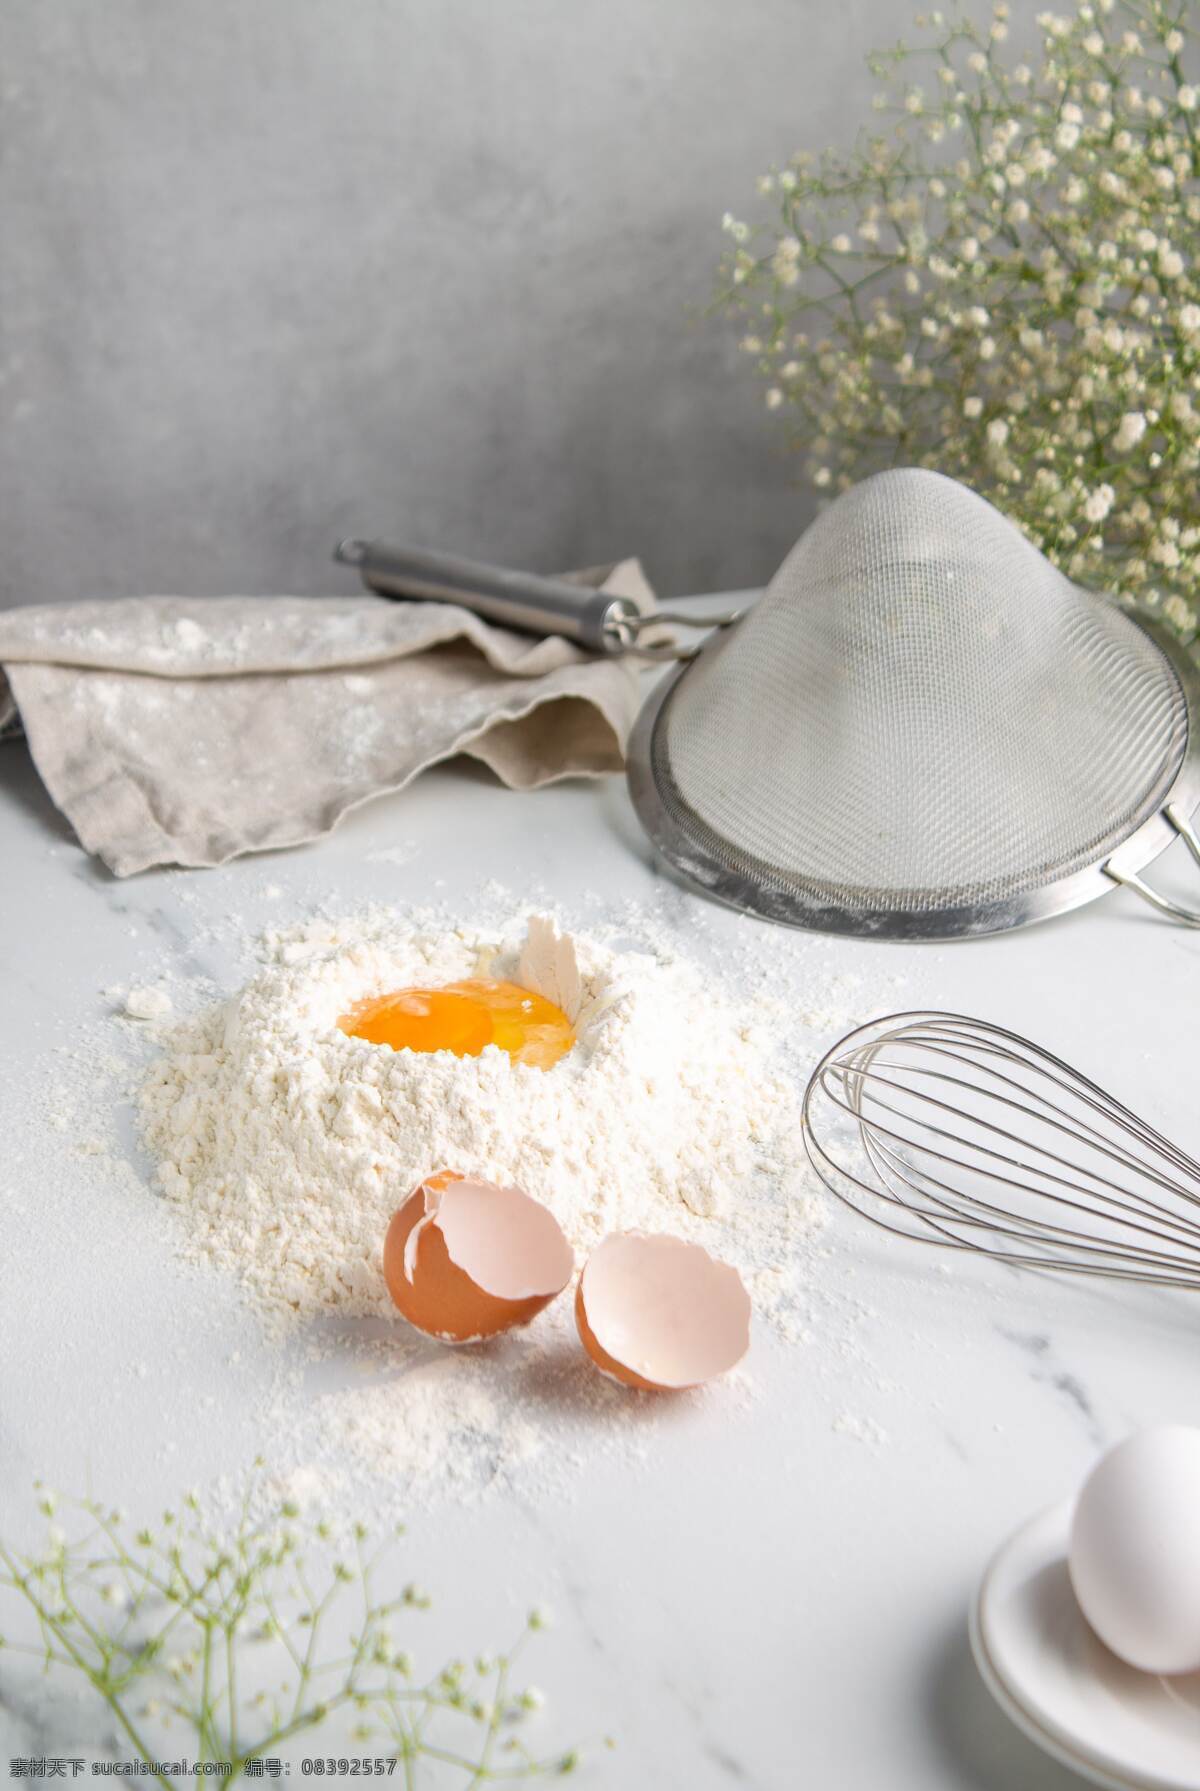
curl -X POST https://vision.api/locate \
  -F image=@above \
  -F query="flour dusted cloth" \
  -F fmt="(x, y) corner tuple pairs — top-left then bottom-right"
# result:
(0, 560), (654, 877)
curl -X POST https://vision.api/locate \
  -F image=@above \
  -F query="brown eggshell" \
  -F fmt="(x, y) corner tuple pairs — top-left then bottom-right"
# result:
(383, 1170), (574, 1343)
(575, 1231), (751, 1390)
(574, 1281), (663, 1390)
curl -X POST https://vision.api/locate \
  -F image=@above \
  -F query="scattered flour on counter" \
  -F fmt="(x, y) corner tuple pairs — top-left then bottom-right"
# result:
(365, 842), (420, 868)
(833, 1410), (890, 1449)
(280, 1292), (767, 1522)
(122, 985), (174, 1021)
(139, 908), (812, 1324)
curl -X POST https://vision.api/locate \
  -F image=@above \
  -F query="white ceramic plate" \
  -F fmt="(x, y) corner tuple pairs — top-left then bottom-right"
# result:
(970, 1500), (1200, 1791)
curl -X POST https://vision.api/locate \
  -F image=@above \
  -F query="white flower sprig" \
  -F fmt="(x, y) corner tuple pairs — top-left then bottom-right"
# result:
(0, 1477), (599, 1784)
(719, 0), (1200, 646)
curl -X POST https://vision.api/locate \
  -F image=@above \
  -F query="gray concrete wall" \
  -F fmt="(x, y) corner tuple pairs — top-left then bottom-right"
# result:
(2, 1), (1026, 607)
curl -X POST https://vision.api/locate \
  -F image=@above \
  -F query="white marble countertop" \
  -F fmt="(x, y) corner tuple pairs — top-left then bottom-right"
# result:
(2, 695), (1199, 1789)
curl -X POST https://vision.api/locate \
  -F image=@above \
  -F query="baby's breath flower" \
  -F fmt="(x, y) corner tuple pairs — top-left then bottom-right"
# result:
(1112, 411), (1147, 452)
(720, 0), (1200, 640)
(1084, 485), (1116, 524)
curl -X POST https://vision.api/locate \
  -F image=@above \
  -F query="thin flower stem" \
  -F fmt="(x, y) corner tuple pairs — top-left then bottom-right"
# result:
(1, 1490), (584, 1786)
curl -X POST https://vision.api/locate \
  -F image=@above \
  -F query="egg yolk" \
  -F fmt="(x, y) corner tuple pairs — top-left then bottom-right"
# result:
(338, 978), (575, 1070)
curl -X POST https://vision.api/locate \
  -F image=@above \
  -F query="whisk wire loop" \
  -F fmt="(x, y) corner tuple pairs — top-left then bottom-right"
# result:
(802, 1011), (1200, 1289)
(833, 1057), (1200, 1232)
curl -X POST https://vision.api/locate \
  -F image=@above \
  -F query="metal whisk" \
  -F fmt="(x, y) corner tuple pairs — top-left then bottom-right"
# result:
(802, 1012), (1200, 1289)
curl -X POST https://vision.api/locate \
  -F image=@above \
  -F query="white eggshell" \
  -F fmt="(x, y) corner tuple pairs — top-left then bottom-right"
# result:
(1069, 1426), (1200, 1675)
(518, 915), (583, 1023)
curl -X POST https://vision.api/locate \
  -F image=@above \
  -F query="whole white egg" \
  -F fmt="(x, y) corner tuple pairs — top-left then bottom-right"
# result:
(1069, 1426), (1200, 1676)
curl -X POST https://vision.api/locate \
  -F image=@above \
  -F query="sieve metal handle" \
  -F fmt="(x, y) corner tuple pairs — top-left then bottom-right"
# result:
(334, 537), (743, 659)
(1104, 803), (1200, 925)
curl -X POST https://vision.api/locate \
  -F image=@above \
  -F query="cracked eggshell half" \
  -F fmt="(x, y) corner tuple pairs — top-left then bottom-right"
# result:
(575, 1231), (751, 1390)
(383, 1170), (574, 1343)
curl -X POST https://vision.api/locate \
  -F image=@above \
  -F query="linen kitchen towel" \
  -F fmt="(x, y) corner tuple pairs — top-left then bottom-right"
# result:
(0, 560), (654, 877)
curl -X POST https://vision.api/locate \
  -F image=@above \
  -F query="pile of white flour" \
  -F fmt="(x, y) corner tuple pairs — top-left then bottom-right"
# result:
(139, 908), (807, 1321)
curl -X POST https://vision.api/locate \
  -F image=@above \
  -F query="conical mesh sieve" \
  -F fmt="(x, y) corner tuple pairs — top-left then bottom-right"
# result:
(627, 469), (1200, 939)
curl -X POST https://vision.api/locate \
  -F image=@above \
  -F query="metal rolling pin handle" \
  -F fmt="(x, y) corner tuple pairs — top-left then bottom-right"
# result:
(334, 537), (640, 656)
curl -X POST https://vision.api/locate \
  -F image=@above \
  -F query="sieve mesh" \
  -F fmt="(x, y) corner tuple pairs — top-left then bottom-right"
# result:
(653, 469), (1188, 915)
